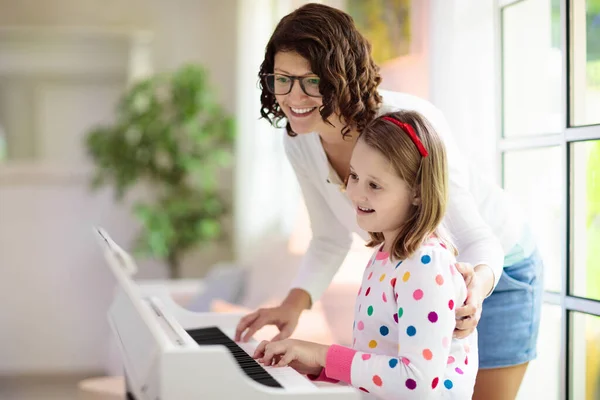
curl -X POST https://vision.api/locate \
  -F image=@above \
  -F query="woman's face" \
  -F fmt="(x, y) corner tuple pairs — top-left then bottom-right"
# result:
(273, 51), (331, 134)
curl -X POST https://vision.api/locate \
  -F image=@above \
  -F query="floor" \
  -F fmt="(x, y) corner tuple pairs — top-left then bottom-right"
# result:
(0, 373), (108, 400)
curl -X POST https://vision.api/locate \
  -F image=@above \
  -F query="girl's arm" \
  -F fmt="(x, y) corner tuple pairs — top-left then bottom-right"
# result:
(323, 247), (463, 399)
(283, 135), (353, 306)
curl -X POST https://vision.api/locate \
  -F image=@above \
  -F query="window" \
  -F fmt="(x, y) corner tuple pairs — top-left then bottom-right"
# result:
(570, 312), (600, 399)
(500, 0), (600, 398)
(502, 0), (563, 137)
(570, 0), (600, 126)
(503, 147), (563, 292)
(0, 29), (131, 164)
(571, 140), (600, 302)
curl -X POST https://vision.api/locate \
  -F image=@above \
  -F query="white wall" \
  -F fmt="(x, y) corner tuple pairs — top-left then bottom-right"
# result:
(0, 176), (148, 373)
(0, 27), (142, 375)
(0, 0), (239, 374)
(148, 0), (238, 114)
(0, 0), (152, 28)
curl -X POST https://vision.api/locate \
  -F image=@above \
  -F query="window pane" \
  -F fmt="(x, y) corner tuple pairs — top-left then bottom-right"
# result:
(570, 311), (600, 400)
(502, 0), (563, 137)
(503, 147), (562, 292)
(571, 140), (600, 301)
(571, 0), (600, 126)
(517, 304), (562, 400)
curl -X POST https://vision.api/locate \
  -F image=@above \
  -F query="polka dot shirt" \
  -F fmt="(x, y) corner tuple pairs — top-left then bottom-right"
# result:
(322, 237), (478, 399)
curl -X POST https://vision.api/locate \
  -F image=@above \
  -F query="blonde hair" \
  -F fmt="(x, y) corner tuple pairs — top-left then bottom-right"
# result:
(358, 110), (457, 260)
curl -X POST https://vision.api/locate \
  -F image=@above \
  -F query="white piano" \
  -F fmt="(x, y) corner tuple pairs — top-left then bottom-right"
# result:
(96, 228), (361, 400)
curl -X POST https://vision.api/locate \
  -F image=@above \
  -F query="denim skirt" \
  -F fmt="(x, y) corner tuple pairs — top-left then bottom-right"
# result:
(477, 249), (544, 369)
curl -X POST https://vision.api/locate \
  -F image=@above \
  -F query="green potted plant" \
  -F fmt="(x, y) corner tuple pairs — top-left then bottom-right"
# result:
(85, 64), (235, 279)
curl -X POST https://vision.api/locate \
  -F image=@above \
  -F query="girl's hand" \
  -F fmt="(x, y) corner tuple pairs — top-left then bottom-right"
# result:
(253, 339), (329, 376)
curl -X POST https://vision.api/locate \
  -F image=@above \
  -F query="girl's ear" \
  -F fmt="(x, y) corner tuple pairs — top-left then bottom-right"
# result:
(411, 187), (421, 206)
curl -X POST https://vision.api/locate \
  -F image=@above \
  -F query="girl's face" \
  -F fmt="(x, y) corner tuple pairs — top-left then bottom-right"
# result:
(273, 51), (333, 134)
(346, 140), (419, 241)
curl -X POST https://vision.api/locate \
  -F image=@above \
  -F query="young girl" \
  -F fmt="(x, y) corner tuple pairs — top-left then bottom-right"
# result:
(253, 111), (478, 399)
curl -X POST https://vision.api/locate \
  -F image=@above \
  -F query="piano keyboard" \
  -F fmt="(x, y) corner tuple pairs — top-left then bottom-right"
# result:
(186, 327), (317, 391)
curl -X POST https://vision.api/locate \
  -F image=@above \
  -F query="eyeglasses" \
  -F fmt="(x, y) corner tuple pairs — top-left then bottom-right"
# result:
(261, 73), (322, 97)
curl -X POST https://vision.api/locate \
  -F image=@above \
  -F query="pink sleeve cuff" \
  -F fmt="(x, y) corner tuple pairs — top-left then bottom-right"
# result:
(323, 344), (356, 384)
(307, 368), (339, 383)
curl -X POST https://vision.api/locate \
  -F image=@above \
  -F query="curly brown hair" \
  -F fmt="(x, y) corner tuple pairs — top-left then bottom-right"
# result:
(259, 3), (382, 139)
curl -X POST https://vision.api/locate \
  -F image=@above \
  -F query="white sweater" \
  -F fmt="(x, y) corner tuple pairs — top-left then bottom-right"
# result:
(284, 90), (524, 303)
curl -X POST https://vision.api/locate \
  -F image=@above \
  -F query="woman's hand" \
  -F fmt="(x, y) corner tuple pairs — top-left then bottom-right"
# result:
(235, 304), (302, 342)
(253, 339), (328, 376)
(454, 262), (490, 338)
(235, 289), (311, 342)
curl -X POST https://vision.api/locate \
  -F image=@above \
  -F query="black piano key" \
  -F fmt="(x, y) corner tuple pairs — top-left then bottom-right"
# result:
(185, 327), (283, 389)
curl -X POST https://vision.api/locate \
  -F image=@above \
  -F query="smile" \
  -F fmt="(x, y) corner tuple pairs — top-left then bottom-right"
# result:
(357, 206), (375, 213)
(290, 107), (317, 115)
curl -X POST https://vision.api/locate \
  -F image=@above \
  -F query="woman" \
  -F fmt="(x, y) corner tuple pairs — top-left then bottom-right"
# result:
(234, 4), (543, 400)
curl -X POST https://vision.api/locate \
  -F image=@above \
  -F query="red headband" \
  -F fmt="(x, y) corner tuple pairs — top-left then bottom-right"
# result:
(382, 116), (428, 158)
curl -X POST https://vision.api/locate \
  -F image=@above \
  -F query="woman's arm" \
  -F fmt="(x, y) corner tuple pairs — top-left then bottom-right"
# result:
(234, 136), (353, 342)
(429, 106), (503, 336)
(284, 135), (354, 306)
(432, 111), (504, 291)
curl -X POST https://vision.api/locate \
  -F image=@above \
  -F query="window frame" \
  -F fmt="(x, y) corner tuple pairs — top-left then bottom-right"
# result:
(497, 0), (600, 398)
